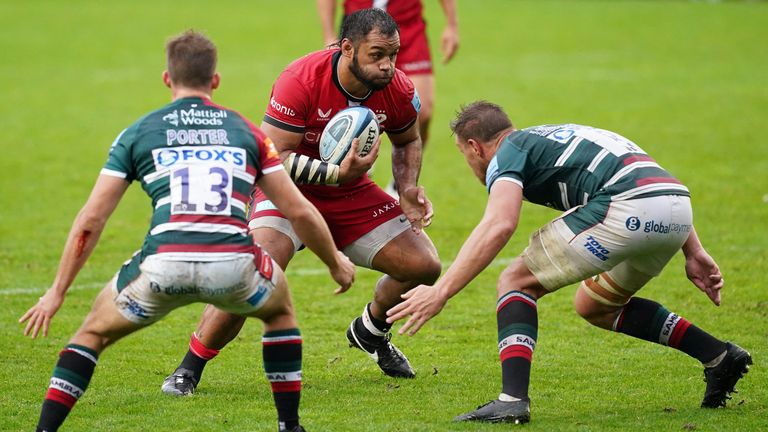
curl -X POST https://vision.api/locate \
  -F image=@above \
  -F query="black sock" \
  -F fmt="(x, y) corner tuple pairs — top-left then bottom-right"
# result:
(497, 291), (538, 399)
(178, 332), (220, 383)
(263, 329), (302, 431)
(614, 297), (727, 363)
(37, 344), (98, 432)
(354, 303), (390, 344)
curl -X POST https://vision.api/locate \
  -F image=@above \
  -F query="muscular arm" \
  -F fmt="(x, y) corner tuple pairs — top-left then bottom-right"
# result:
(317, 0), (338, 46)
(389, 120), (423, 192)
(386, 181), (523, 334)
(19, 175), (129, 337)
(438, 0), (459, 64)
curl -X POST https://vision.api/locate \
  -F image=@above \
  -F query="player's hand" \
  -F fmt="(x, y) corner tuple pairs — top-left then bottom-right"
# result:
(685, 248), (724, 306)
(441, 25), (459, 64)
(338, 137), (380, 184)
(330, 251), (356, 294)
(385, 284), (447, 336)
(19, 289), (65, 338)
(398, 186), (433, 233)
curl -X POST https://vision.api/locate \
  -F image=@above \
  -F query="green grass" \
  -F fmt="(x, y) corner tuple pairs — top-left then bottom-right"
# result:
(1, 0), (767, 430)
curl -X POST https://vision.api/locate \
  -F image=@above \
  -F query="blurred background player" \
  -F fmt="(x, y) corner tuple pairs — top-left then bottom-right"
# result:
(19, 31), (355, 432)
(161, 9), (441, 396)
(387, 101), (752, 424)
(318, 0), (459, 195)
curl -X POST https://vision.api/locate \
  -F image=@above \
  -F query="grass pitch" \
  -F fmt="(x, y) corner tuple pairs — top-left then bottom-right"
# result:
(1, 1), (767, 431)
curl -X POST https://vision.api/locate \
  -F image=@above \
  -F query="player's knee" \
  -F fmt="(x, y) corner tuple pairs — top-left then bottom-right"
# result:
(496, 259), (546, 299)
(415, 254), (441, 284)
(574, 281), (623, 330)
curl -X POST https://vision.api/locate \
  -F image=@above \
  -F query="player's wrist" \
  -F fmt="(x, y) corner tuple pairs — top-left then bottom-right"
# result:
(284, 153), (339, 184)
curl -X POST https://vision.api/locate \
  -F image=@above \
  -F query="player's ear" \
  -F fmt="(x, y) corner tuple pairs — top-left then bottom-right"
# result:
(341, 38), (354, 59)
(162, 71), (172, 88)
(211, 72), (221, 90)
(467, 138), (483, 156)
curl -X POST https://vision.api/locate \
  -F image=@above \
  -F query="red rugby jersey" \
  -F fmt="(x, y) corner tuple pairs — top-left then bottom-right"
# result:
(263, 49), (419, 194)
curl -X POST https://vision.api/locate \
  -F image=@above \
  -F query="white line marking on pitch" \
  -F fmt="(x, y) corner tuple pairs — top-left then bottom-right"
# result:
(1, 258), (515, 296)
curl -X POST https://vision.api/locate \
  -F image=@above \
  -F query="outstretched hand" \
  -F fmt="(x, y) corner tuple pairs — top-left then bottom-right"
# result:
(386, 285), (447, 336)
(19, 289), (65, 338)
(330, 251), (356, 295)
(685, 248), (724, 306)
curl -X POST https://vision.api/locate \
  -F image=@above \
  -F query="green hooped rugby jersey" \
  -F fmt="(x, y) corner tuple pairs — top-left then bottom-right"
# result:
(101, 97), (283, 261)
(486, 124), (689, 209)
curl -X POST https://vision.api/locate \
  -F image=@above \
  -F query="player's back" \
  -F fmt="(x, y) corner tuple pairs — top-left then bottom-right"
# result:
(104, 97), (281, 261)
(491, 124), (689, 211)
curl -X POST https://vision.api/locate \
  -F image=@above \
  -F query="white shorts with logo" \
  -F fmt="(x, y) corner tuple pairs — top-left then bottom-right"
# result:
(523, 195), (693, 294)
(110, 253), (280, 324)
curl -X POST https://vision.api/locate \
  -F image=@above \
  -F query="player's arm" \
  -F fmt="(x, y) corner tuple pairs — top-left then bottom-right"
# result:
(388, 120), (433, 231)
(387, 180), (523, 335)
(258, 168), (355, 293)
(682, 226), (724, 306)
(19, 175), (130, 338)
(317, 0), (339, 46)
(438, 0), (460, 64)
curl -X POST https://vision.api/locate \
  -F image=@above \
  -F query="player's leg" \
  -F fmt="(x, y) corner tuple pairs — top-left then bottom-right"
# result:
(36, 277), (155, 431)
(162, 226), (296, 396)
(342, 217), (441, 378)
(571, 195), (751, 408)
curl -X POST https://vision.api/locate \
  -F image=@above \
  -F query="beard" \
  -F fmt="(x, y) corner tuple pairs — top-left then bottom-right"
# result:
(349, 52), (394, 91)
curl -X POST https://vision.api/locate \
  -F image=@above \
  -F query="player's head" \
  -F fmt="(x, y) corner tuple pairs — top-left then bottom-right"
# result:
(450, 101), (515, 184)
(340, 8), (400, 91)
(164, 30), (219, 90)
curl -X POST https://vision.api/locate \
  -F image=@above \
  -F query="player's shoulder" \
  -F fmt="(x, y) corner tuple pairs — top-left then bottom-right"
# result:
(283, 49), (336, 80)
(386, 68), (415, 97)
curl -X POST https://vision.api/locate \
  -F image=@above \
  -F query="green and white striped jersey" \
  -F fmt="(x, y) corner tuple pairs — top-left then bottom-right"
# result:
(486, 124), (689, 210)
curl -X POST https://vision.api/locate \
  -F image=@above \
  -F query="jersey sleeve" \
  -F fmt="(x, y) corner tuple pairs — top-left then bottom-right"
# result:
(101, 125), (138, 182)
(384, 71), (419, 134)
(485, 142), (526, 193)
(262, 70), (310, 133)
(242, 117), (284, 177)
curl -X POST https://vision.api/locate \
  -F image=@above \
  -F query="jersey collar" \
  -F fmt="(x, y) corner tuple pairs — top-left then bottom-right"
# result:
(331, 50), (373, 103)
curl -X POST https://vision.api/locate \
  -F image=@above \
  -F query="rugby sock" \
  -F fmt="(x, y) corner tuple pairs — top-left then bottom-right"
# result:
(613, 297), (727, 364)
(497, 291), (538, 399)
(36, 344), (98, 432)
(263, 329), (302, 431)
(178, 332), (220, 383)
(353, 303), (389, 344)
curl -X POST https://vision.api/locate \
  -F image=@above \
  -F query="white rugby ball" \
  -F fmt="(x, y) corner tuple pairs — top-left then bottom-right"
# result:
(319, 106), (379, 165)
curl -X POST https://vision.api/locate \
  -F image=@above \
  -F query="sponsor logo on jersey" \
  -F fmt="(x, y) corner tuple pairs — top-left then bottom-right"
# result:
(163, 111), (179, 126)
(304, 131), (321, 144)
(625, 216), (641, 231)
(270, 97), (296, 117)
(166, 129), (230, 146)
(159, 285), (240, 296)
(372, 201), (398, 218)
(152, 146), (246, 170)
(375, 109), (388, 125)
(643, 220), (691, 234)
(178, 108), (228, 126)
(317, 107), (332, 118)
(584, 235), (610, 261)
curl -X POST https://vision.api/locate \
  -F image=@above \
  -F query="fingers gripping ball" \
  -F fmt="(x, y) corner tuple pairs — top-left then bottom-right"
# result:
(319, 107), (380, 164)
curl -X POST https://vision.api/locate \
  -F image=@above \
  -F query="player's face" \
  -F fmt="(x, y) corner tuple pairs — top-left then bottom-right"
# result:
(350, 30), (400, 91)
(456, 136), (489, 185)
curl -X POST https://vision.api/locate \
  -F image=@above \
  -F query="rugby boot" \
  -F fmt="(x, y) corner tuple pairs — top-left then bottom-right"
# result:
(454, 398), (531, 424)
(701, 342), (752, 408)
(161, 367), (198, 396)
(346, 320), (415, 378)
(281, 426), (306, 432)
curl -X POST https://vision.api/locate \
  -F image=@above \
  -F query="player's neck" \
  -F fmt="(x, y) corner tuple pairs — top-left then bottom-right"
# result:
(171, 87), (213, 102)
(337, 61), (371, 99)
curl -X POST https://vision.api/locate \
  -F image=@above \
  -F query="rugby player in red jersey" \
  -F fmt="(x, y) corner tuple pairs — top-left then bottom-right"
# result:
(20, 31), (354, 432)
(161, 9), (441, 396)
(318, 0), (459, 194)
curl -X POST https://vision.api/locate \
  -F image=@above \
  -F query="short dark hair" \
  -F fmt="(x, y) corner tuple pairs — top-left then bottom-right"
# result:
(450, 101), (514, 143)
(166, 30), (217, 88)
(340, 8), (399, 46)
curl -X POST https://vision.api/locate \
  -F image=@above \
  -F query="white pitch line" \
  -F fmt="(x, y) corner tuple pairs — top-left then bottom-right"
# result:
(1, 257), (515, 296)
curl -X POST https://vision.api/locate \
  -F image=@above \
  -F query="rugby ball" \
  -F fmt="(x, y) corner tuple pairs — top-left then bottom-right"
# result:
(319, 106), (379, 165)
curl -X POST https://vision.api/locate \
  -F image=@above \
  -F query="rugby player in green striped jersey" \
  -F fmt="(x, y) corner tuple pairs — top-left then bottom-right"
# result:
(19, 31), (354, 432)
(387, 101), (751, 424)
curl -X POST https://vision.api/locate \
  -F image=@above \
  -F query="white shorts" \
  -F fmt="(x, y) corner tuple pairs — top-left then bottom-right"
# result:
(523, 195), (693, 293)
(250, 214), (411, 268)
(111, 253), (280, 324)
